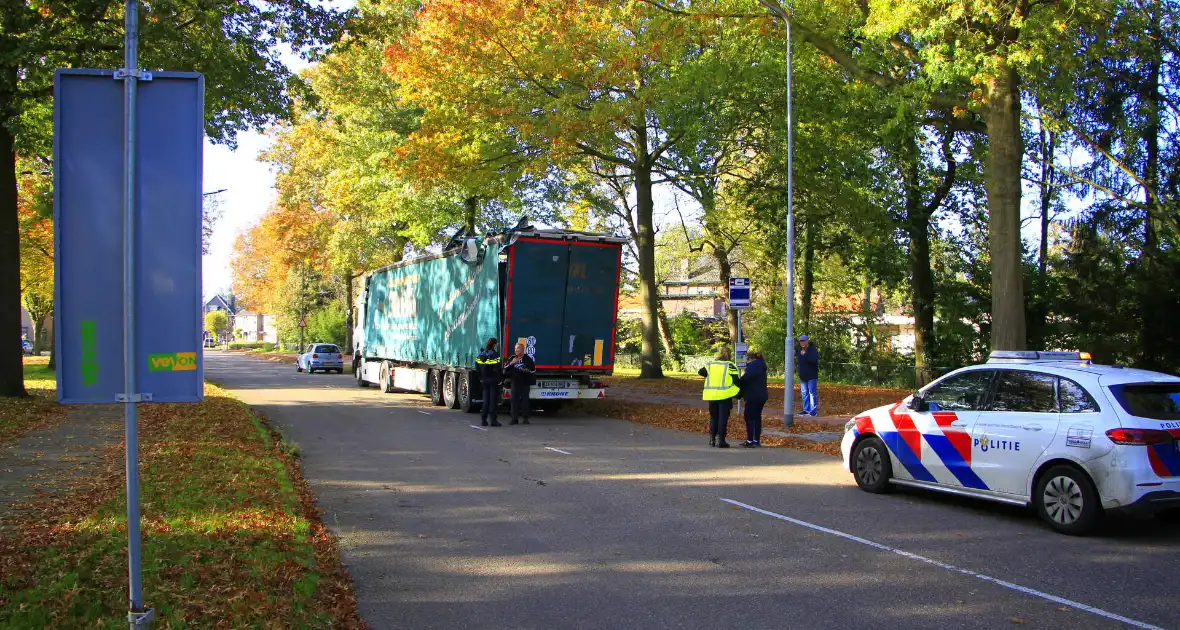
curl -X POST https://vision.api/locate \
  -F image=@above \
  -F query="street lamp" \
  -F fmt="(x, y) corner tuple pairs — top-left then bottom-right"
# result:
(781, 9), (797, 429)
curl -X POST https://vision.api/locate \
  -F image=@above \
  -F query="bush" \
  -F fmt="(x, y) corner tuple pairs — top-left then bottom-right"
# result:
(227, 342), (275, 351)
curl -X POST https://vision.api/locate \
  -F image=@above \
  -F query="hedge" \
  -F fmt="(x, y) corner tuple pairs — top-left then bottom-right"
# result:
(227, 342), (276, 351)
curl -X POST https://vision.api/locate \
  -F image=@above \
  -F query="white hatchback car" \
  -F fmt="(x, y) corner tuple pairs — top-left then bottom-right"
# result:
(841, 351), (1180, 535)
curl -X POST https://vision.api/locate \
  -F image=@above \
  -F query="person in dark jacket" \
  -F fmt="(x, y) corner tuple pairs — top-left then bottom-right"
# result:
(503, 342), (536, 425)
(796, 334), (820, 416)
(476, 338), (503, 427)
(739, 351), (769, 447)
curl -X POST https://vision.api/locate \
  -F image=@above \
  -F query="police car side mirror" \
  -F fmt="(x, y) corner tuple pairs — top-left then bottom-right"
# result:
(910, 392), (928, 412)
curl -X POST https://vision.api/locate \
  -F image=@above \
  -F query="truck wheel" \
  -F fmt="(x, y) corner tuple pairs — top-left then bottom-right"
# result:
(380, 362), (395, 393)
(355, 362), (368, 388)
(429, 370), (445, 406)
(457, 373), (478, 413)
(443, 372), (460, 409)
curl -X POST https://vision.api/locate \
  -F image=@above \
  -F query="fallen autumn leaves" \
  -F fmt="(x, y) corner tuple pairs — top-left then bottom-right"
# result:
(0, 358), (65, 447)
(0, 381), (363, 628)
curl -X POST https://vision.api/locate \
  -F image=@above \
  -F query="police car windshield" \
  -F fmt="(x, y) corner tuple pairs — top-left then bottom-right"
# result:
(315, 345), (339, 354)
(1108, 383), (1180, 420)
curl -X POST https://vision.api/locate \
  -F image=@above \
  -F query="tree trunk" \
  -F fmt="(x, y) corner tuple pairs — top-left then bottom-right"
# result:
(634, 160), (664, 379)
(983, 64), (1028, 351)
(656, 301), (678, 365)
(900, 132), (936, 386)
(800, 214), (815, 331)
(464, 196), (479, 234)
(712, 246), (737, 344)
(343, 272), (354, 354)
(47, 311), (55, 371)
(0, 119), (26, 397)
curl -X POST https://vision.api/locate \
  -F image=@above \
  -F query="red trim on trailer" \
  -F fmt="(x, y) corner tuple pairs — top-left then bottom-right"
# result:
(609, 247), (622, 365)
(504, 245), (515, 360)
(513, 236), (620, 248)
(533, 365), (614, 370)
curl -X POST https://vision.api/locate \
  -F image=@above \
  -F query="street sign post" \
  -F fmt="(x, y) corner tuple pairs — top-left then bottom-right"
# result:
(298, 318), (307, 328)
(53, 2), (203, 624)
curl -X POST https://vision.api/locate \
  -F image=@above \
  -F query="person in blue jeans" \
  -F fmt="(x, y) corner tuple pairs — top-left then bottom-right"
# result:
(795, 334), (820, 416)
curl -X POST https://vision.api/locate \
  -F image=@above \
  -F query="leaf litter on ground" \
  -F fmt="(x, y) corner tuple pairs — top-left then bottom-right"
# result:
(0, 381), (363, 629)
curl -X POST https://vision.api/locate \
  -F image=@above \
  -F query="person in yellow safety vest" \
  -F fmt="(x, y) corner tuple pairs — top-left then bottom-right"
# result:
(697, 348), (741, 448)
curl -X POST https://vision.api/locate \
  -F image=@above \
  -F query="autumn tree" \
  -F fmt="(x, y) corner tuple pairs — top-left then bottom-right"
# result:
(17, 162), (53, 369)
(388, 0), (746, 378)
(0, 1), (349, 397)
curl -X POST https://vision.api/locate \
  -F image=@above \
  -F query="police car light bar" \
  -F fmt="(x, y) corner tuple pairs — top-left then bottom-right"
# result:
(988, 350), (1092, 363)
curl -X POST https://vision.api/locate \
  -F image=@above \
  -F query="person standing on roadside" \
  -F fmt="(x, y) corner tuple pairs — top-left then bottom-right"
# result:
(796, 334), (820, 416)
(476, 338), (503, 427)
(739, 351), (769, 447)
(698, 347), (740, 448)
(504, 342), (536, 425)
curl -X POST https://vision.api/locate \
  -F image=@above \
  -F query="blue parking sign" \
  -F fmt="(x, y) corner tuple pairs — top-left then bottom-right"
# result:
(53, 69), (205, 404)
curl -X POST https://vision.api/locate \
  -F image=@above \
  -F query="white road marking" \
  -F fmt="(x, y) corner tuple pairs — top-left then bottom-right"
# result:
(720, 498), (1164, 630)
(469, 425), (488, 431)
(545, 447), (573, 455)
(418, 411), (432, 415)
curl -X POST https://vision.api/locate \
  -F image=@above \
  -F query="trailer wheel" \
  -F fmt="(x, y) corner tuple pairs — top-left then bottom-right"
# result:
(429, 370), (445, 406)
(457, 372), (479, 413)
(380, 361), (395, 393)
(443, 372), (460, 409)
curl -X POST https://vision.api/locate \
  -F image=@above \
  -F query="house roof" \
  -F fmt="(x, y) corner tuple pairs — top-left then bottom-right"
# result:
(204, 295), (237, 314)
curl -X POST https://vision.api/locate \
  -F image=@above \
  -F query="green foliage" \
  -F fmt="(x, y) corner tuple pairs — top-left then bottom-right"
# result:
(668, 312), (708, 356)
(204, 311), (230, 338)
(304, 306), (347, 348)
(227, 342), (277, 352)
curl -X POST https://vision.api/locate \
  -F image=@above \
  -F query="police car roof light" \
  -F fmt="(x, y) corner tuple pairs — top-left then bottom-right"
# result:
(987, 350), (1090, 363)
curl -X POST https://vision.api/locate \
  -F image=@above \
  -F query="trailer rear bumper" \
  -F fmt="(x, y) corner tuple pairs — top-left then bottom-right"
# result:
(502, 387), (606, 400)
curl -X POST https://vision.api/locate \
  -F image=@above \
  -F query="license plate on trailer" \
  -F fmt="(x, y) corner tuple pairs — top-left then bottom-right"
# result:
(539, 380), (577, 389)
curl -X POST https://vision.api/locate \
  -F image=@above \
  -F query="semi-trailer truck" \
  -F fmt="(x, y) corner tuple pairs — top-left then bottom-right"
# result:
(352, 228), (625, 413)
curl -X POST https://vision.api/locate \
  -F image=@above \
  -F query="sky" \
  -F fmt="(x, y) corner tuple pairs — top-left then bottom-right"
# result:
(201, 1), (352, 301)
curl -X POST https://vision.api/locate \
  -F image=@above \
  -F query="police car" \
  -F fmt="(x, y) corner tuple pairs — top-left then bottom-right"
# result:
(840, 351), (1180, 535)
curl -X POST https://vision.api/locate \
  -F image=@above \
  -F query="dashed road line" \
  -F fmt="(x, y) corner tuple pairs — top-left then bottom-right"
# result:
(417, 411), (432, 415)
(469, 425), (488, 431)
(720, 498), (1163, 630)
(545, 447), (573, 455)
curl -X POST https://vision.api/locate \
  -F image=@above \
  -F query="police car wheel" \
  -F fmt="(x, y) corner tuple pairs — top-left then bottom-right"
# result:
(852, 436), (893, 494)
(1035, 465), (1101, 536)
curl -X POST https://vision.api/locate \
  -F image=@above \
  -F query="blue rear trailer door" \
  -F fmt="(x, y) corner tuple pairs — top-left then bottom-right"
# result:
(561, 243), (622, 368)
(503, 238), (569, 366)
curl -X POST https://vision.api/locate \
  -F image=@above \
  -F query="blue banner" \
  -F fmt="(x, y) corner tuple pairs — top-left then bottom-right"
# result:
(54, 69), (205, 404)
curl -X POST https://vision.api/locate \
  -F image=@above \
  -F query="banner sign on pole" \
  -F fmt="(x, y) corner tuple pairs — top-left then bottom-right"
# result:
(729, 277), (751, 309)
(54, 69), (205, 404)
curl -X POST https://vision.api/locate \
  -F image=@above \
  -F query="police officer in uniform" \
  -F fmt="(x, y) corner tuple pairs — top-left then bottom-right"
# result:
(504, 342), (536, 425)
(698, 348), (741, 448)
(476, 338), (503, 427)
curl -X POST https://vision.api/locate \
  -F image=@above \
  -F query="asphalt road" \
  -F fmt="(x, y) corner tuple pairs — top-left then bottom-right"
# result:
(205, 352), (1180, 630)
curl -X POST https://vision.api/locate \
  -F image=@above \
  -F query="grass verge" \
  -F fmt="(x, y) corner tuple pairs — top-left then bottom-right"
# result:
(0, 382), (362, 628)
(0, 357), (66, 447)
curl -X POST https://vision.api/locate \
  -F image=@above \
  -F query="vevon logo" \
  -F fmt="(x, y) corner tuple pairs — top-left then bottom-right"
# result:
(148, 352), (197, 372)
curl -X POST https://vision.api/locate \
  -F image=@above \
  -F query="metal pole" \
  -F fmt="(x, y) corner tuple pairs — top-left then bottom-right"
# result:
(121, 1), (150, 627)
(736, 309), (743, 417)
(782, 15), (796, 429)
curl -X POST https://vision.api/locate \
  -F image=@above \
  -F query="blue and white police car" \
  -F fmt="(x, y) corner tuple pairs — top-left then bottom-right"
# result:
(841, 351), (1180, 535)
